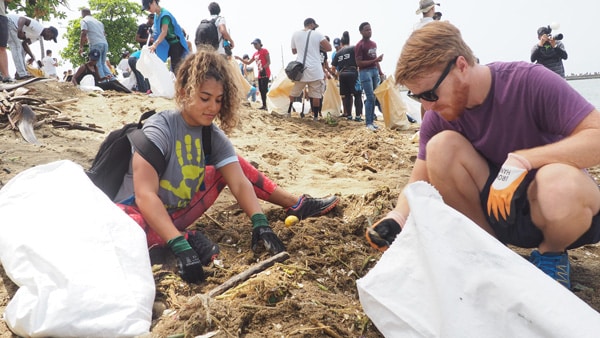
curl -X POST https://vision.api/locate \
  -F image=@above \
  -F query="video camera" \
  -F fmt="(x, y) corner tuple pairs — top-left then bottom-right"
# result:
(548, 33), (564, 41)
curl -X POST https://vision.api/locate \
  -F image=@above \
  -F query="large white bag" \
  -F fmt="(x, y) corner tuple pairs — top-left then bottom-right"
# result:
(357, 181), (600, 338)
(137, 46), (175, 98)
(0, 160), (154, 337)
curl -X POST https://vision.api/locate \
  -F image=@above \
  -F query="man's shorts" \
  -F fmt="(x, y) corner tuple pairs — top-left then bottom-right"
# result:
(290, 78), (324, 99)
(480, 160), (600, 248)
(0, 16), (8, 48)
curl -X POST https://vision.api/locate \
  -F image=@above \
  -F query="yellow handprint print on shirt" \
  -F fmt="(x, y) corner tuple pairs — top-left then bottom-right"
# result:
(160, 134), (205, 208)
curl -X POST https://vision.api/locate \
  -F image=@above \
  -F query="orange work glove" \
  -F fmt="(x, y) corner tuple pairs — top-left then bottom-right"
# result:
(487, 153), (532, 223)
(365, 210), (406, 252)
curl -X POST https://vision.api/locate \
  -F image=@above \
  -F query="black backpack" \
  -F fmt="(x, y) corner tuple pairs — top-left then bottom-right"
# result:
(86, 110), (212, 200)
(194, 17), (219, 49)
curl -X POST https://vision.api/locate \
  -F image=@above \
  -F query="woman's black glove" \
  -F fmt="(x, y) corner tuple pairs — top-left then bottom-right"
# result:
(167, 235), (205, 283)
(250, 213), (285, 254)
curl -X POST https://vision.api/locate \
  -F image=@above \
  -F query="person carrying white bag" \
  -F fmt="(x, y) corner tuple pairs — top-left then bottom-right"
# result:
(365, 21), (600, 291)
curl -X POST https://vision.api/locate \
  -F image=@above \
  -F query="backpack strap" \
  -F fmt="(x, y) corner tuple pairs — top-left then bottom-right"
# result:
(202, 125), (211, 159)
(137, 109), (156, 128)
(127, 129), (166, 176)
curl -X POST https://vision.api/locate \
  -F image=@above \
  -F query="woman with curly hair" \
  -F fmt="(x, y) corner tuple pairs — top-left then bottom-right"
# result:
(114, 48), (339, 284)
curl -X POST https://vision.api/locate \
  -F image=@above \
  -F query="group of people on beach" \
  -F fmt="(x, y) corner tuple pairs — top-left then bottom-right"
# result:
(3, 0), (598, 295)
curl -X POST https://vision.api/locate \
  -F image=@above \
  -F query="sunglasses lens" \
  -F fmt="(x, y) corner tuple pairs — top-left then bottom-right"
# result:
(407, 91), (438, 102)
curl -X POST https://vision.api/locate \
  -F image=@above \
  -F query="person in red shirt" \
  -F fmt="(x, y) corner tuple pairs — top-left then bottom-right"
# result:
(237, 38), (271, 110)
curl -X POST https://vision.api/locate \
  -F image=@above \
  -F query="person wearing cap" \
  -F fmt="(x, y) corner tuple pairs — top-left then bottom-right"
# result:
(236, 38), (271, 110)
(366, 21), (600, 291)
(355, 21), (384, 131)
(143, 0), (189, 73)
(531, 26), (568, 78)
(6, 13), (58, 80)
(331, 31), (363, 122)
(237, 54), (257, 103)
(79, 8), (113, 80)
(136, 13), (154, 49)
(287, 18), (332, 121)
(72, 48), (132, 93)
(414, 0), (440, 30)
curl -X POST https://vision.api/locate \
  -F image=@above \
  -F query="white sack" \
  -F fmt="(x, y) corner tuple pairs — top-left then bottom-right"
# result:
(137, 46), (175, 98)
(266, 68), (294, 115)
(357, 181), (600, 338)
(0, 160), (154, 337)
(78, 74), (104, 92)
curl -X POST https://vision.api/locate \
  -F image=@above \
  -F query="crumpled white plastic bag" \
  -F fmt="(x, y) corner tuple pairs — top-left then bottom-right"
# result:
(357, 181), (600, 338)
(78, 74), (104, 92)
(137, 46), (175, 98)
(0, 160), (154, 337)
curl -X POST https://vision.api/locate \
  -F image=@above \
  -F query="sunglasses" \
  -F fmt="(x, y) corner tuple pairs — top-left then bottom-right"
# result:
(407, 56), (458, 102)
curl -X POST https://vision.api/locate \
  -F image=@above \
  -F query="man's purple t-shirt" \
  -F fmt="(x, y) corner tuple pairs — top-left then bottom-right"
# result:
(418, 61), (595, 166)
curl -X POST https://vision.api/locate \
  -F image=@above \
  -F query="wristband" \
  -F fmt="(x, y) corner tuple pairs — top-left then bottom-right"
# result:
(167, 235), (192, 254)
(250, 213), (269, 229)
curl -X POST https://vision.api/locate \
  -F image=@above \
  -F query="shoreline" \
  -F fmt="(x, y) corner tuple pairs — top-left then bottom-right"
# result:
(566, 74), (600, 81)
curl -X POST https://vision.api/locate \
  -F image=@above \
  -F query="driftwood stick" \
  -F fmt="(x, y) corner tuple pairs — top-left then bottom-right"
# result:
(32, 106), (61, 114)
(8, 96), (45, 104)
(39, 98), (78, 107)
(204, 213), (225, 229)
(207, 251), (290, 298)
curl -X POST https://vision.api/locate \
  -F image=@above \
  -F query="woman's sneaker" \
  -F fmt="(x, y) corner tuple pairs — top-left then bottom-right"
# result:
(185, 230), (220, 266)
(529, 249), (571, 289)
(286, 194), (339, 220)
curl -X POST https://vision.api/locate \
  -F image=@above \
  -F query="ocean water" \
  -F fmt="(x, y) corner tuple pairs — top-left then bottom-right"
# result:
(567, 78), (600, 109)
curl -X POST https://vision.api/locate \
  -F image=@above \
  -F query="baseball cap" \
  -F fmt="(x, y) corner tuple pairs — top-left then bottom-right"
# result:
(537, 26), (551, 37)
(89, 49), (100, 61)
(142, 0), (151, 10)
(416, 0), (440, 14)
(251, 38), (262, 46)
(48, 26), (58, 43)
(303, 18), (319, 29)
(242, 54), (249, 60)
(333, 38), (341, 47)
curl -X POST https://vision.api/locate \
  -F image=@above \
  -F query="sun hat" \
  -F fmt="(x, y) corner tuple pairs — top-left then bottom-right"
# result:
(416, 0), (440, 14)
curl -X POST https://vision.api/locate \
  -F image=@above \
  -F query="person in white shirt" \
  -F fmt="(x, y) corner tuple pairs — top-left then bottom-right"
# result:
(41, 49), (58, 79)
(117, 50), (131, 78)
(6, 14), (58, 80)
(413, 0), (440, 30)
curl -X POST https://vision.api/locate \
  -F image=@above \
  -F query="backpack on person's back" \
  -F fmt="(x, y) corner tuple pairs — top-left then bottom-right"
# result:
(195, 16), (220, 50)
(86, 110), (211, 200)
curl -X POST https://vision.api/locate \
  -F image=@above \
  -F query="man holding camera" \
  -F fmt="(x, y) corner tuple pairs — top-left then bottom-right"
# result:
(531, 26), (568, 78)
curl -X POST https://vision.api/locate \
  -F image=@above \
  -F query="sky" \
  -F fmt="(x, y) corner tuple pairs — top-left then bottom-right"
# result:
(14, 0), (600, 78)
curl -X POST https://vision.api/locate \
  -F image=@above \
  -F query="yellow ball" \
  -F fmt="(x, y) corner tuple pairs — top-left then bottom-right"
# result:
(285, 215), (299, 227)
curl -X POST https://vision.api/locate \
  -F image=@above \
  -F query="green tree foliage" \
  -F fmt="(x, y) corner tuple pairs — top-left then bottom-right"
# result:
(60, 0), (144, 68)
(7, 0), (68, 21)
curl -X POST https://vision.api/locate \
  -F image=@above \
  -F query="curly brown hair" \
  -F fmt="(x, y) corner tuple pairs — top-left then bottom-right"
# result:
(395, 21), (476, 86)
(174, 47), (240, 134)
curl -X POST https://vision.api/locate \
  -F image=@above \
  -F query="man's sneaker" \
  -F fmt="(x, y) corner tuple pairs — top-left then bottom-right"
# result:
(185, 230), (220, 266)
(529, 249), (571, 289)
(2, 77), (15, 83)
(286, 194), (339, 220)
(354, 116), (363, 122)
(366, 124), (378, 131)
